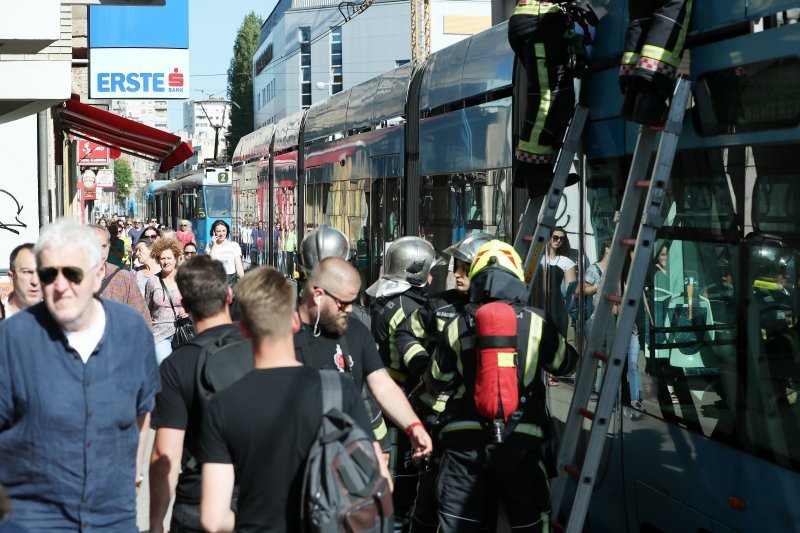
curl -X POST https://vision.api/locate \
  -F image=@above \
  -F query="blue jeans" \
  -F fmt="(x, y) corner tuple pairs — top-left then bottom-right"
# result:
(154, 336), (173, 365)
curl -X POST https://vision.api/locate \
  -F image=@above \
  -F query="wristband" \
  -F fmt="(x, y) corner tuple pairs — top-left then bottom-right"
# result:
(405, 421), (424, 437)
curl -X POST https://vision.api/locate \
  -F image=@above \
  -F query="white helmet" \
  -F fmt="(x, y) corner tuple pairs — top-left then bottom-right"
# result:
(443, 232), (493, 266)
(298, 224), (350, 273)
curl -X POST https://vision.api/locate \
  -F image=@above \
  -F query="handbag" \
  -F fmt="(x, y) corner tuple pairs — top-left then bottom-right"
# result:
(159, 274), (195, 350)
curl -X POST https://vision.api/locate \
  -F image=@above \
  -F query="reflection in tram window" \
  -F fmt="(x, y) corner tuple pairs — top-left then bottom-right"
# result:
(420, 171), (511, 292)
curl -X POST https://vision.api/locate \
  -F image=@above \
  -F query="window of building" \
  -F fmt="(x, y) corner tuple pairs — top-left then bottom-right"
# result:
(300, 26), (312, 109)
(331, 27), (343, 95)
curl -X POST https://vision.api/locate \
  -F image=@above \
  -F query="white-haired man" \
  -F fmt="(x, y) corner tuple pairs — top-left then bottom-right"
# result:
(0, 219), (160, 530)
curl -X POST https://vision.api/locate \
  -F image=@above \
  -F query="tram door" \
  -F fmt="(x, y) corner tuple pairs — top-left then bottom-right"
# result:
(369, 155), (402, 286)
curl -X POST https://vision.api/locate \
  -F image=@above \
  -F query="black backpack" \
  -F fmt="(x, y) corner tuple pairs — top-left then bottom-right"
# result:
(301, 371), (393, 533)
(192, 325), (254, 406)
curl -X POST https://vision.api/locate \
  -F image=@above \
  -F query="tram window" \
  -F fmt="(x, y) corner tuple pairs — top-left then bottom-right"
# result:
(205, 186), (232, 217)
(694, 56), (800, 136)
(181, 189), (196, 218)
(641, 239), (739, 443)
(753, 173), (800, 236)
(744, 237), (800, 467)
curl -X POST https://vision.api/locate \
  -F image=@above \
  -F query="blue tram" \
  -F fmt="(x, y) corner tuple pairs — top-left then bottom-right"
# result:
(150, 165), (232, 251)
(233, 2), (800, 529)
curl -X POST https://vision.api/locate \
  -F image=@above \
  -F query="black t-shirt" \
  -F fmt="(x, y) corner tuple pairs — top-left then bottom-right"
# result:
(196, 366), (372, 533)
(294, 316), (384, 392)
(150, 323), (241, 504)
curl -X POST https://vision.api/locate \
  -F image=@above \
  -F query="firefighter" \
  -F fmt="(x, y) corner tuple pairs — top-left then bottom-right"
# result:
(404, 232), (493, 533)
(425, 240), (578, 532)
(367, 236), (439, 533)
(508, 0), (595, 199)
(296, 224), (391, 454)
(619, 0), (693, 125)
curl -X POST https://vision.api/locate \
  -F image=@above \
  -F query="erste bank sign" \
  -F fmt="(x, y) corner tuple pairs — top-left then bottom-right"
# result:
(90, 48), (189, 99)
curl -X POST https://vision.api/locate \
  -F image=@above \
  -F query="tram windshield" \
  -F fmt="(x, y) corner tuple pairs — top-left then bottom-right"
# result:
(205, 186), (232, 218)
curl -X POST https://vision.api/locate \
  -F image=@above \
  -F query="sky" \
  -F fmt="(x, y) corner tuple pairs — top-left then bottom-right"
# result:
(167, 0), (277, 132)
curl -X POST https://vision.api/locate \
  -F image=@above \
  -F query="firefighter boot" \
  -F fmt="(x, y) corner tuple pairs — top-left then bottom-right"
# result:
(632, 81), (668, 126)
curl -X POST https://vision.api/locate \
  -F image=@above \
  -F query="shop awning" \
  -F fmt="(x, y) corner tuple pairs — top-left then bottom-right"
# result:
(56, 94), (194, 173)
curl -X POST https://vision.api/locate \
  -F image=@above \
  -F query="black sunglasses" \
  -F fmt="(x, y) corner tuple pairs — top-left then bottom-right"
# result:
(38, 266), (85, 285)
(184, 250), (197, 256)
(142, 233), (158, 239)
(551, 235), (565, 242)
(317, 287), (358, 312)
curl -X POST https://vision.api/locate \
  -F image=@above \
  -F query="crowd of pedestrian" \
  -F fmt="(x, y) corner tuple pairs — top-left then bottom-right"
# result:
(0, 215), (588, 533)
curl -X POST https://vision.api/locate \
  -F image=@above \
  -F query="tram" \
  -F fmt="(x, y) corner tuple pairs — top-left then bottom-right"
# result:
(232, 2), (800, 529)
(149, 165), (232, 251)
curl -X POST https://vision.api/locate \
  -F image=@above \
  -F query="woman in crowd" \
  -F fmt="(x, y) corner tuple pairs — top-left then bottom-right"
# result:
(107, 224), (127, 268)
(542, 226), (577, 288)
(206, 219), (244, 286)
(175, 219), (195, 247)
(133, 238), (160, 297)
(144, 238), (186, 364)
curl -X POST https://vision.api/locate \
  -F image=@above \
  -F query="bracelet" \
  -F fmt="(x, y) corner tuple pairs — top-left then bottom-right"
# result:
(405, 421), (424, 437)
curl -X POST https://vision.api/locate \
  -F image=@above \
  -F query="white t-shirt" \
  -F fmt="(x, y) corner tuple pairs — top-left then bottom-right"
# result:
(63, 304), (107, 364)
(540, 254), (576, 272)
(207, 239), (240, 275)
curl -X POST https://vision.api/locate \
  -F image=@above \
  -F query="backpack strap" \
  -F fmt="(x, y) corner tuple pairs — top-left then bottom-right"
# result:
(338, 334), (353, 374)
(319, 370), (343, 414)
(158, 274), (178, 320)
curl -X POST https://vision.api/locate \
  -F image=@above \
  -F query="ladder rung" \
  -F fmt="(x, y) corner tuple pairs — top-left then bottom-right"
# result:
(620, 238), (636, 247)
(605, 294), (622, 304)
(563, 464), (580, 481)
(634, 180), (651, 189)
(577, 408), (595, 421)
(522, 235), (533, 242)
(551, 521), (565, 532)
(592, 351), (609, 362)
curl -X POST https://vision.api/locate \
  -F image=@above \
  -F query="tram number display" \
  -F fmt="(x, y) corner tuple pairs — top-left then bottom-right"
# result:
(694, 56), (800, 136)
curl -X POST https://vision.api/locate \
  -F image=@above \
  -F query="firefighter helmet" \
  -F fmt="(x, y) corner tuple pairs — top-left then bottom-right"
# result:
(469, 240), (525, 282)
(443, 232), (493, 266)
(298, 224), (350, 273)
(747, 233), (792, 288)
(381, 237), (438, 286)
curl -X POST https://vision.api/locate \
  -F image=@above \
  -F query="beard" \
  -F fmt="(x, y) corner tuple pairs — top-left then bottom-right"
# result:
(319, 307), (349, 336)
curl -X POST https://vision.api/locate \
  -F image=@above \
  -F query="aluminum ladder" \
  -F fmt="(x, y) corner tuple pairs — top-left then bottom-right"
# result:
(549, 77), (692, 533)
(513, 105), (589, 299)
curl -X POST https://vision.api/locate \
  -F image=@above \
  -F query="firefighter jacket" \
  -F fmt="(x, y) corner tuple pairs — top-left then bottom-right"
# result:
(405, 288), (469, 415)
(425, 269), (578, 446)
(620, 0), (693, 104)
(371, 286), (430, 392)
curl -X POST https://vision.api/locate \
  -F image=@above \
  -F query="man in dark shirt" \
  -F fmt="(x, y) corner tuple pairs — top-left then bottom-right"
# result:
(197, 267), (380, 532)
(149, 255), (247, 532)
(295, 257), (433, 462)
(0, 219), (159, 531)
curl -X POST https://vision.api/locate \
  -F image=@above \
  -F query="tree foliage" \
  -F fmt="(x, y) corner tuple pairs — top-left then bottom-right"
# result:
(226, 11), (264, 160)
(114, 158), (133, 200)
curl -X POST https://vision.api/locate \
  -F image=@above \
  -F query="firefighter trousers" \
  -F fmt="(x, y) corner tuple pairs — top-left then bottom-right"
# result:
(508, 11), (575, 166)
(436, 443), (551, 532)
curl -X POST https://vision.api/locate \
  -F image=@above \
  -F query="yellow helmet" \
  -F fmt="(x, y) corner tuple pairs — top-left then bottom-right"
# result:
(468, 240), (525, 281)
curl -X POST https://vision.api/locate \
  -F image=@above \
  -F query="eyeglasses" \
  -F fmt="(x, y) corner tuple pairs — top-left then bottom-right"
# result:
(180, 224), (188, 227)
(142, 234), (158, 239)
(551, 235), (565, 242)
(317, 287), (358, 312)
(184, 251), (197, 257)
(37, 265), (88, 286)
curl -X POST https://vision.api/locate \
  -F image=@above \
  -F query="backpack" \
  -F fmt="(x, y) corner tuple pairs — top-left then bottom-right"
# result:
(301, 371), (393, 533)
(192, 325), (254, 407)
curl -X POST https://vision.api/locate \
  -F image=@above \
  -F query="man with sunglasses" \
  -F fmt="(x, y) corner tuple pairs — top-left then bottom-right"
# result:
(3, 243), (41, 317)
(0, 219), (160, 531)
(129, 218), (145, 245)
(295, 257), (432, 474)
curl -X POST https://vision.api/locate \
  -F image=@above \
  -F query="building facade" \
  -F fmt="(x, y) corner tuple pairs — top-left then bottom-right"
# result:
(182, 98), (232, 162)
(252, 0), (491, 129)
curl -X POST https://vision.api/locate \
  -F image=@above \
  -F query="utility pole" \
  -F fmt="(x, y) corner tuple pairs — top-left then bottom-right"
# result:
(197, 100), (239, 161)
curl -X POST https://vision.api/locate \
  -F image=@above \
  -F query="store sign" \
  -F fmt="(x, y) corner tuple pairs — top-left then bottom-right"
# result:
(90, 48), (190, 99)
(97, 168), (115, 188)
(77, 140), (109, 166)
(82, 170), (97, 201)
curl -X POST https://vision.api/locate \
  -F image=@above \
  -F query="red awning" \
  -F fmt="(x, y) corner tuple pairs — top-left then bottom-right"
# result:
(56, 94), (194, 173)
